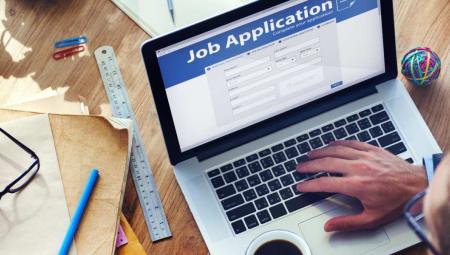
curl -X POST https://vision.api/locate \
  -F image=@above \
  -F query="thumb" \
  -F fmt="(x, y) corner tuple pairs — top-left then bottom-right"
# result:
(324, 212), (377, 232)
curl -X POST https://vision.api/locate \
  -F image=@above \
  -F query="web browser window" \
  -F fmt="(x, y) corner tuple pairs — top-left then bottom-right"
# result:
(156, 0), (385, 152)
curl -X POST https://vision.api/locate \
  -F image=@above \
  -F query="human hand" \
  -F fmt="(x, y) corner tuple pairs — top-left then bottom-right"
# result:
(296, 140), (427, 232)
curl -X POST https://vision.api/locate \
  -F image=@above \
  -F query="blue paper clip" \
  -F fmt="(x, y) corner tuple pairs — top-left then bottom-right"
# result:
(54, 36), (88, 49)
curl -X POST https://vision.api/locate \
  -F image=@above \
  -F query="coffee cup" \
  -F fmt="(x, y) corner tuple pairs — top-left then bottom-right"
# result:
(246, 230), (311, 255)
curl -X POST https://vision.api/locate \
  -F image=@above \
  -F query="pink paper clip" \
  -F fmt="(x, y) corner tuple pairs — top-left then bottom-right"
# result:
(53, 45), (85, 60)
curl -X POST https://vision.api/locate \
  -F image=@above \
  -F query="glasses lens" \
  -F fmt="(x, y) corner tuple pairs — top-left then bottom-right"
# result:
(406, 192), (443, 255)
(410, 191), (425, 217)
(409, 193), (426, 221)
(1, 129), (39, 193)
(9, 160), (40, 192)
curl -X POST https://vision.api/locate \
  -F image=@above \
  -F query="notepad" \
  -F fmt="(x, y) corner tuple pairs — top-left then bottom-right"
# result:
(0, 109), (132, 255)
(112, 0), (253, 36)
(0, 114), (76, 255)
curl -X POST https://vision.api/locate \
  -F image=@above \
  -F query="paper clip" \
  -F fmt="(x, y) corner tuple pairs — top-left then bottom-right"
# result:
(53, 45), (85, 60)
(54, 36), (88, 48)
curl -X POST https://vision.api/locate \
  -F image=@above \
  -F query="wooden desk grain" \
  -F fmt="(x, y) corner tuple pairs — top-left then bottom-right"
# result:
(0, 0), (448, 254)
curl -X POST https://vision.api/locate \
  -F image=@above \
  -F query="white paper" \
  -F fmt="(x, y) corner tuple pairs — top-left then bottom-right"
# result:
(0, 114), (76, 255)
(111, 0), (253, 36)
(1, 86), (89, 115)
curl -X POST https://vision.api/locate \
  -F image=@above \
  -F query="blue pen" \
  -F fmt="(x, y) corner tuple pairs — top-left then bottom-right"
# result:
(58, 169), (99, 255)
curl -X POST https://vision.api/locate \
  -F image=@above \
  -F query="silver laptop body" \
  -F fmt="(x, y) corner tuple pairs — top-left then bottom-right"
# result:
(140, 0), (441, 254)
(174, 79), (440, 255)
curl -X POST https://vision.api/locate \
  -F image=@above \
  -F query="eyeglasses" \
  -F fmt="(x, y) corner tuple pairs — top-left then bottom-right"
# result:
(404, 190), (441, 255)
(0, 127), (40, 200)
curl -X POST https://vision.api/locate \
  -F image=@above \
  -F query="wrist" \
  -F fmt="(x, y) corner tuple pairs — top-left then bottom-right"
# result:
(410, 165), (428, 194)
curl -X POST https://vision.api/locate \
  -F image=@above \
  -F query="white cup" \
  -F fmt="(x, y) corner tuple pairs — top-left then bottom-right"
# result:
(246, 230), (312, 255)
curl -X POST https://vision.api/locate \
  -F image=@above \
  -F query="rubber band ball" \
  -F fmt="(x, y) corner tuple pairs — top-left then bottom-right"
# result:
(401, 47), (441, 86)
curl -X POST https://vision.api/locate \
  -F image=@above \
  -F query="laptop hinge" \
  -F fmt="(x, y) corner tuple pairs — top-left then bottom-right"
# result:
(197, 85), (378, 162)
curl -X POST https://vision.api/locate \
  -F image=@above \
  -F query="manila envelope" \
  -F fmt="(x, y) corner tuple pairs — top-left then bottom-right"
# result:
(0, 109), (131, 255)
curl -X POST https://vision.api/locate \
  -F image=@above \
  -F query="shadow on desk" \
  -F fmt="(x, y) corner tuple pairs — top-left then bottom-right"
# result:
(0, 0), (97, 109)
(1, 0), (78, 79)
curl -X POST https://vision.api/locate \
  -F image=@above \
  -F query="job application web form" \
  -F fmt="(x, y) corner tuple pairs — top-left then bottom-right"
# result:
(156, 0), (385, 151)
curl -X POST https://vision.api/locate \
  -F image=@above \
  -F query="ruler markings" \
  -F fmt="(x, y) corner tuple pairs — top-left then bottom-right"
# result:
(94, 46), (172, 241)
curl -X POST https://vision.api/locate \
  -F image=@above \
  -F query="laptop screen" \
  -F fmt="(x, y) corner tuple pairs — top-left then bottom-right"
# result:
(156, 0), (385, 152)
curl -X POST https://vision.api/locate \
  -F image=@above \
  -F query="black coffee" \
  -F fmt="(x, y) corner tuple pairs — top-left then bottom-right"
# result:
(254, 240), (303, 255)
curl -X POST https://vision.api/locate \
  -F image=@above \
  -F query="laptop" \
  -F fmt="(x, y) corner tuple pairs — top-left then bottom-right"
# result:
(141, 0), (441, 254)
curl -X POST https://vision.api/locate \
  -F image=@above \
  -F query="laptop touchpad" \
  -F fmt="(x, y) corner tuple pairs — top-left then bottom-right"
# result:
(298, 205), (389, 255)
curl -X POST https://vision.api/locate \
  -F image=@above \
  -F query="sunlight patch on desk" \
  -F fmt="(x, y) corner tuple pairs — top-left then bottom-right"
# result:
(0, 73), (43, 105)
(1, 30), (32, 62)
(0, 1), (32, 64)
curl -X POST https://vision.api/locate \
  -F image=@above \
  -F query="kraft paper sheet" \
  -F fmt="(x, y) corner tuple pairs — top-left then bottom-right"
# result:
(0, 109), (131, 255)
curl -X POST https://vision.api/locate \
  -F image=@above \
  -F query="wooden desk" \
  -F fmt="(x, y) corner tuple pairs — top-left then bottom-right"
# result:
(0, 0), (448, 254)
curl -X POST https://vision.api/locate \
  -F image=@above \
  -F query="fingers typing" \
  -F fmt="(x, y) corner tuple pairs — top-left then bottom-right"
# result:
(308, 145), (366, 160)
(296, 157), (353, 175)
(297, 176), (357, 197)
(329, 140), (378, 152)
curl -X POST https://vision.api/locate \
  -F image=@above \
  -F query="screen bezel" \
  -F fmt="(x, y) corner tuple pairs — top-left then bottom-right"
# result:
(141, 0), (397, 165)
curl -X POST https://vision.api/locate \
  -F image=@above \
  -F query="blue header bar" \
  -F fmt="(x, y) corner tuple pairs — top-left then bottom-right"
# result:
(158, 0), (378, 89)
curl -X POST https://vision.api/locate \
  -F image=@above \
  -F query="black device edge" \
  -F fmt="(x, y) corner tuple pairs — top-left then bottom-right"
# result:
(141, 0), (398, 165)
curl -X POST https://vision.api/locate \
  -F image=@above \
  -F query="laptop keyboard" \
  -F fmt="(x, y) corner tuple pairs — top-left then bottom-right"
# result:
(206, 104), (414, 235)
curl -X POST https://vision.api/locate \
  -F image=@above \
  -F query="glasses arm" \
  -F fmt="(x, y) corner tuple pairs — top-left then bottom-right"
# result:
(0, 128), (38, 159)
(404, 191), (442, 255)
